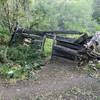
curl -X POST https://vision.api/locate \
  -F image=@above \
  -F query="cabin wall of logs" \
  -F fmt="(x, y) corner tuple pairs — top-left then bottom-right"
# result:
(9, 27), (85, 53)
(10, 27), (99, 65)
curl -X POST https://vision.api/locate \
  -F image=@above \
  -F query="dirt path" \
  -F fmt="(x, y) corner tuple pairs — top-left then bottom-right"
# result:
(0, 59), (100, 100)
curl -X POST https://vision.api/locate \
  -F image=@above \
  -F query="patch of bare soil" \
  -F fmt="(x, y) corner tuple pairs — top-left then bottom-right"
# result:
(0, 58), (100, 100)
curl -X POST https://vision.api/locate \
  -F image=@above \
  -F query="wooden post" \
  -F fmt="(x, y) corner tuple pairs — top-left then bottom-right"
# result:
(51, 34), (56, 60)
(41, 35), (46, 52)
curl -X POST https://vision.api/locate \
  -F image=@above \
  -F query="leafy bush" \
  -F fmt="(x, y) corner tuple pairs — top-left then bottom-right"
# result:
(94, 25), (100, 31)
(0, 64), (28, 79)
(84, 61), (100, 78)
(0, 46), (8, 63)
(0, 33), (10, 45)
(0, 45), (45, 79)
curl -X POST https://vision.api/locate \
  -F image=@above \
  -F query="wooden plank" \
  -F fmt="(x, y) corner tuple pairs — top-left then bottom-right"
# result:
(57, 40), (84, 50)
(21, 33), (42, 38)
(53, 45), (79, 56)
(56, 36), (76, 43)
(74, 34), (88, 44)
(41, 35), (46, 52)
(52, 48), (78, 61)
(15, 28), (85, 36)
(51, 34), (57, 60)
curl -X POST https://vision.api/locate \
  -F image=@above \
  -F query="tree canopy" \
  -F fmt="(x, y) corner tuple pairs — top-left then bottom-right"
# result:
(0, 0), (99, 33)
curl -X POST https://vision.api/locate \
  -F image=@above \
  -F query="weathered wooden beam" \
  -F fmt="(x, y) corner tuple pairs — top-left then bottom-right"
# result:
(15, 28), (85, 36)
(21, 33), (42, 39)
(52, 51), (75, 60)
(52, 48), (78, 61)
(9, 27), (88, 46)
(56, 36), (76, 43)
(53, 45), (79, 56)
(57, 40), (84, 50)
(74, 34), (89, 44)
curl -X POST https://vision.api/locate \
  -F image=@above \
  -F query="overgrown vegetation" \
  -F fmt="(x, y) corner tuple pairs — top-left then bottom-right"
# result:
(0, 0), (100, 80)
(0, 44), (45, 79)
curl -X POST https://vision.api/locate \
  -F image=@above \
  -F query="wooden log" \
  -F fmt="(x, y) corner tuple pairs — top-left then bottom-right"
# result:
(9, 31), (18, 45)
(53, 45), (79, 56)
(57, 40), (84, 50)
(56, 36), (76, 43)
(52, 48), (78, 61)
(74, 34), (88, 44)
(21, 33), (42, 38)
(41, 35), (46, 52)
(52, 45), (88, 62)
(16, 28), (84, 34)
(51, 34), (57, 60)
(9, 27), (87, 46)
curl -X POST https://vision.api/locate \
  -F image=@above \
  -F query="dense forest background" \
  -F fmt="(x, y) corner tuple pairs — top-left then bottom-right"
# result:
(0, 0), (100, 34)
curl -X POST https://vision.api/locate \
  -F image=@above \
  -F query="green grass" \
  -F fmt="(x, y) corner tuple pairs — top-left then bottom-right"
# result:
(44, 38), (53, 57)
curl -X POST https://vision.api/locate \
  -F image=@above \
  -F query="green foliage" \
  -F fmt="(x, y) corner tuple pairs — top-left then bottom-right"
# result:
(93, 0), (100, 24)
(7, 46), (42, 65)
(0, 45), (44, 79)
(0, 26), (10, 45)
(95, 63), (100, 69)
(0, 34), (10, 45)
(29, 0), (96, 32)
(0, 0), (97, 33)
(94, 25), (100, 31)
(0, 65), (10, 78)
(0, 64), (28, 79)
(84, 61), (100, 78)
(0, 46), (8, 63)
(44, 38), (53, 56)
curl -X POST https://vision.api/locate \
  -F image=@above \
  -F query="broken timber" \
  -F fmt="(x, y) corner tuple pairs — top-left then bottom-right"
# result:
(9, 27), (84, 45)
(9, 27), (100, 65)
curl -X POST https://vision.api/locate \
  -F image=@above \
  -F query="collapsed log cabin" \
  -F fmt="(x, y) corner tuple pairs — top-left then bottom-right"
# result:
(9, 27), (100, 66)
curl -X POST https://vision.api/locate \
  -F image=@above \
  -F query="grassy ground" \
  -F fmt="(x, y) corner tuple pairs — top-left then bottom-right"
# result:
(44, 38), (53, 57)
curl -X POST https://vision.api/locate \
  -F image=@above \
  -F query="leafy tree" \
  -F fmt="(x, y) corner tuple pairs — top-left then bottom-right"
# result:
(93, 0), (100, 24)
(0, 0), (31, 33)
(0, 0), (97, 32)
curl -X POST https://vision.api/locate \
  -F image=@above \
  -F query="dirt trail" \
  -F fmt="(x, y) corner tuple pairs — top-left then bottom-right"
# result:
(0, 59), (100, 100)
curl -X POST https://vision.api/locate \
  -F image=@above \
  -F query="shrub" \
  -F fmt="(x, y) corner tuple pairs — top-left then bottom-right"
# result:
(0, 45), (45, 79)
(0, 64), (28, 79)
(0, 28), (10, 45)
